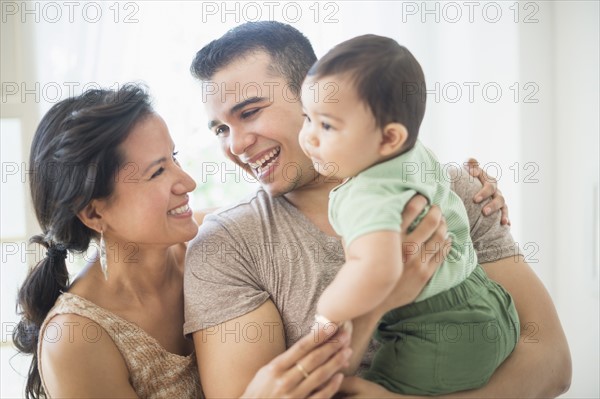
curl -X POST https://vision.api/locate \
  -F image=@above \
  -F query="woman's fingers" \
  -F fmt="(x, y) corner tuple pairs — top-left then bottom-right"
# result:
(270, 327), (336, 372)
(294, 332), (350, 376)
(338, 376), (394, 398)
(244, 327), (350, 398)
(295, 348), (351, 398)
(307, 373), (344, 399)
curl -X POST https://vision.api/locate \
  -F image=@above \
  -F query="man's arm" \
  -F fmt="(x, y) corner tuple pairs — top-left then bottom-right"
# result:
(451, 162), (571, 396)
(193, 300), (286, 397)
(341, 163), (572, 398)
(341, 256), (572, 398)
(186, 212), (352, 398)
(193, 299), (354, 398)
(467, 255), (572, 397)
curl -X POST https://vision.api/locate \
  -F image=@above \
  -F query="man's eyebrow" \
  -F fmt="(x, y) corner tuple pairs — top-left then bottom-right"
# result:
(231, 96), (268, 114)
(207, 96), (268, 130)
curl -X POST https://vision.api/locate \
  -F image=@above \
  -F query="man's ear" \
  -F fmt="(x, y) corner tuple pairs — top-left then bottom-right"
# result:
(77, 199), (105, 234)
(379, 122), (408, 157)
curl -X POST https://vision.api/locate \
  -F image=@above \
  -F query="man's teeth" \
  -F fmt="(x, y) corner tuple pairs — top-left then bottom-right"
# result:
(168, 204), (190, 215)
(249, 147), (281, 171)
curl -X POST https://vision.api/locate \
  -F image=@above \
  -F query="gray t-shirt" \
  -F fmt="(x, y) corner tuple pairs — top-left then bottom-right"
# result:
(183, 166), (520, 367)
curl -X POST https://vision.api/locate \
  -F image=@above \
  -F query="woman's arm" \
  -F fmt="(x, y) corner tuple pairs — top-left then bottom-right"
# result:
(40, 314), (138, 398)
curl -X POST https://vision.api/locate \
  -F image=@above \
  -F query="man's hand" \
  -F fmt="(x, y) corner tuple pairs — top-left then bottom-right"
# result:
(465, 158), (510, 225)
(376, 195), (451, 314)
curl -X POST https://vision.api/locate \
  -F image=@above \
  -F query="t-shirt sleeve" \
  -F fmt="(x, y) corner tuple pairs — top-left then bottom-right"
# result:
(332, 179), (416, 246)
(183, 215), (269, 336)
(448, 165), (522, 263)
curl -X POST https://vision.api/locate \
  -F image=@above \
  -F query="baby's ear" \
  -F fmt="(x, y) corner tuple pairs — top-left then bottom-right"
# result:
(379, 123), (408, 157)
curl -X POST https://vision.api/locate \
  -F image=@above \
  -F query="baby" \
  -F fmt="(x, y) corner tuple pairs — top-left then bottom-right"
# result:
(299, 34), (520, 395)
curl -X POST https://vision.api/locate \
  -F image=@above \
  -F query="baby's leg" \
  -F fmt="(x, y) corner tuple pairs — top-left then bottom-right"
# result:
(363, 265), (519, 395)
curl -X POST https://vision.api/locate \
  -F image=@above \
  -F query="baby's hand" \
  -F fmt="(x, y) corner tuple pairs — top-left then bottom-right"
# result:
(313, 314), (353, 346)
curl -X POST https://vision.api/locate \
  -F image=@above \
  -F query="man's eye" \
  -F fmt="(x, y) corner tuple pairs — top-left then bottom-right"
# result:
(241, 109), (259, 119)
(151, 167), (164, 179)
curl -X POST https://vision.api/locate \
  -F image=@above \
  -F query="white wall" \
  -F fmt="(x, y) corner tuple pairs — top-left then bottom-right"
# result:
(552, 2), (599, 397)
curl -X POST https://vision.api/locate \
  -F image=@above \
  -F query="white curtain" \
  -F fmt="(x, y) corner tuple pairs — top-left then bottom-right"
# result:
(31, 1), (523, 211)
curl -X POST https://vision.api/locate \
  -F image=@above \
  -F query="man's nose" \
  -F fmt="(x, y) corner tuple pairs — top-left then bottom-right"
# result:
(229, 126), (257, 156)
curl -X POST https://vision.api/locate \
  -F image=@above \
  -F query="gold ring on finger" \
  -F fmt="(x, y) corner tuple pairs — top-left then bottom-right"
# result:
(295, 362), (310, 379)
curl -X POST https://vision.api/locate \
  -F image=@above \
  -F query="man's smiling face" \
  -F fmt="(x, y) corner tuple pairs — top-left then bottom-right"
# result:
(203, 51), (318, 197)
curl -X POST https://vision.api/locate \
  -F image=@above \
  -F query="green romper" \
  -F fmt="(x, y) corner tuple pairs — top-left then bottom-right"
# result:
(329, 140), (520, 395)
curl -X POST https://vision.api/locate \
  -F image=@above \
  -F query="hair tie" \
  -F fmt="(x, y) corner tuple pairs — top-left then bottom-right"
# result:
(47, 244), (68, 260)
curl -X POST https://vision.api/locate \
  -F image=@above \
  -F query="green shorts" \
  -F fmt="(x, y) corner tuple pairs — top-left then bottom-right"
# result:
(363, 265), (519, 395)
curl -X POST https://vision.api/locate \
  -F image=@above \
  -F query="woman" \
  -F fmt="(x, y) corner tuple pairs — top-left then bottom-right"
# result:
(13, 84), (353, 398)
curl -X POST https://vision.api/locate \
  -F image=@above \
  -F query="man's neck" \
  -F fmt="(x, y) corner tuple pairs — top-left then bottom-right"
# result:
(283, 179), (340, 237)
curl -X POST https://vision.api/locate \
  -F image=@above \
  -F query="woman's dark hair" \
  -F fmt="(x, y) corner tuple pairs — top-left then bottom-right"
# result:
(13, 83), (153, 398)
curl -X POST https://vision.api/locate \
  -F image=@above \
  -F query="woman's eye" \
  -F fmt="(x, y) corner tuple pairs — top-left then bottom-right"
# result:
(172, 151), (180, 165)
(151, 167), (164, 179)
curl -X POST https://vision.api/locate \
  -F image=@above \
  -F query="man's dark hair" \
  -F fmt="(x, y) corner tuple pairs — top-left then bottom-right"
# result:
(307, 34), (426, 150)
(190, 21), (316, 96)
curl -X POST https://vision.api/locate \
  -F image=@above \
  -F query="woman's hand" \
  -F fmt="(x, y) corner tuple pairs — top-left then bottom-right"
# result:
(464, 158), (510, 225)
(376, 195), (451, 314)
(339, 376), (404, 398)
(241, 326), (352, 398)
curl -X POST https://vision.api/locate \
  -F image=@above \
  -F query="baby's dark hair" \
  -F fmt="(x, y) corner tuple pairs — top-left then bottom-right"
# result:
(13, 83), (153, 398)
(307, 34), (426, 150)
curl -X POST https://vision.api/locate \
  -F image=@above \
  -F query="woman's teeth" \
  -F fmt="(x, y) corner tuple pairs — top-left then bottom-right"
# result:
(168, 204), (190, 215)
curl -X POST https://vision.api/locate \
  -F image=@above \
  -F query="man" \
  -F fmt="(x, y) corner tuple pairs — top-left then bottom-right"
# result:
(184, 21), (571, 397)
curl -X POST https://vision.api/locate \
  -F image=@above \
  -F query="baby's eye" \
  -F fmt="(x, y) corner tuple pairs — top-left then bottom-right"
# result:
(321, 122), (332, 130)
(302, 114), (311, 123)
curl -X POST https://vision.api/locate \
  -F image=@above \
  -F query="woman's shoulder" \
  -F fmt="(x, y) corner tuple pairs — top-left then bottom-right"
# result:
(38, 310), (127, 376)
(38, 311), (134, 396)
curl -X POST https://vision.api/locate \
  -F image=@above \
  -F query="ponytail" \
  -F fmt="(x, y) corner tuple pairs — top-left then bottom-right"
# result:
(13, 235), (69, 398)
(13, 83), (153, 398)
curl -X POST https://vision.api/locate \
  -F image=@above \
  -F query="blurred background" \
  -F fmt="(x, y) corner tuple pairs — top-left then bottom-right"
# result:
(1, 1), (598, 397)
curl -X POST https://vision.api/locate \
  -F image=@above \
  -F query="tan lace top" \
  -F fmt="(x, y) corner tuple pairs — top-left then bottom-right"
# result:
(38, 293), (203, 398)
